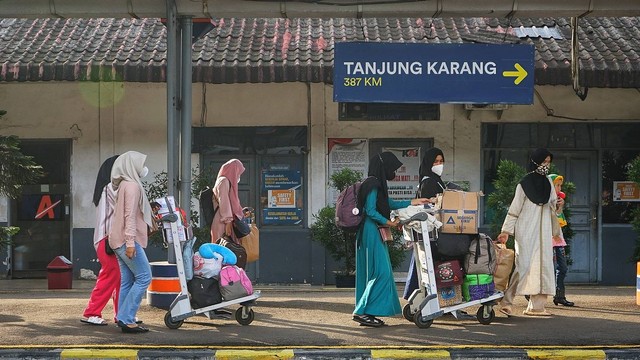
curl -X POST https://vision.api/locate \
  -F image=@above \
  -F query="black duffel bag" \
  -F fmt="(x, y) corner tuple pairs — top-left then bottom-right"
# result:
(217, 236), (248, 269)
(435, 232), (474, 258)
(187, 276), (222, 309)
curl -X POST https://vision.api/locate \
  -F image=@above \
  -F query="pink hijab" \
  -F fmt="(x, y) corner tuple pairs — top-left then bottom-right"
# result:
(216, 159), (245, 219)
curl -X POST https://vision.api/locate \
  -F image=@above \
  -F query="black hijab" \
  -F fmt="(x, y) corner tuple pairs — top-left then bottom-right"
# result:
(519, 148), (553, 205)
(357, 152), (403, 219)
(92, 155), (119, 206)
(418, 147), (446, 198)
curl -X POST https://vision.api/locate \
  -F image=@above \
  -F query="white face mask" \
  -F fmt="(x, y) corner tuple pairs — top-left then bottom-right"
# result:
(431, 164), (444, 176)
(139, 166), (149, 178)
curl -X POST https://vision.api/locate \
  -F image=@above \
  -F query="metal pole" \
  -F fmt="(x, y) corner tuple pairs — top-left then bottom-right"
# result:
(179, 16), (193, 211)
(165, 0), (177, 197)
(174, 18), (182, 201)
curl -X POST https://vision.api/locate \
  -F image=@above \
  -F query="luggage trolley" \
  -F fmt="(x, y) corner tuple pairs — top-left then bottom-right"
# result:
(155, 196), (261, 329)
(401, 210), (503, 329)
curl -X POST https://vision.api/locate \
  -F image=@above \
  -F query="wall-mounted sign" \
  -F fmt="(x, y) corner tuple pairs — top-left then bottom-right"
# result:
(333, 42), (535, 104)
(327, 138), (368, 204)
(262, 170), (303, 225)
(384, 147), (421, 201)
(613, 181), (640, 202)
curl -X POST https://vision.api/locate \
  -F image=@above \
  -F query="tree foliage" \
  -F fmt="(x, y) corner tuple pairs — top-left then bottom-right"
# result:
(0, 110), (45, 249)
(628, 155), (640, 262)
(0, 135), (44, 199)
(486, 160), (526, 241)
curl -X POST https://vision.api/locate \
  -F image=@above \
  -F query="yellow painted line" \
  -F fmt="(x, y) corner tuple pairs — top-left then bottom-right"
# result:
(3, 345), (640, 350)
(527, 349), (606, 359)
(61, 349), (138, 359)
(371, 349), (450, 359)
(214, 349), (295, 359)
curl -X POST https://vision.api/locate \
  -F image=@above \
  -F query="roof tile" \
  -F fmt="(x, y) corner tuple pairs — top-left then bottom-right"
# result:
(0, 17), (638, 87)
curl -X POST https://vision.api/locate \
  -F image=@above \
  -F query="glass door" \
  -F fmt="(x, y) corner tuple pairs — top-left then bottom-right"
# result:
(10, 140), (71, 278)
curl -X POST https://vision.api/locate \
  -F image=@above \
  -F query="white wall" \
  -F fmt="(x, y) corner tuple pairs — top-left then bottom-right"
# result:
(1, 81), (639, 229)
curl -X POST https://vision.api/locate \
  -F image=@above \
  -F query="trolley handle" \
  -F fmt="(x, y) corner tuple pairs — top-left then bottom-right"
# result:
(398, 211), (429, 225)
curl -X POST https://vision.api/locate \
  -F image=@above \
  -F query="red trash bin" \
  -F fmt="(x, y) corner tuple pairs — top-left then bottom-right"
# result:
(47, 256), (73, 289)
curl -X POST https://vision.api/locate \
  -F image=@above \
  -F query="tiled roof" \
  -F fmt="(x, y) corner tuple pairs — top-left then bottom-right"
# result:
(1, 17), (639, 87)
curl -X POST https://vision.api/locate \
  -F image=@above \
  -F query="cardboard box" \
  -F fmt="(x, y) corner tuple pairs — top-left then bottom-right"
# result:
(436, 190), (482, 234)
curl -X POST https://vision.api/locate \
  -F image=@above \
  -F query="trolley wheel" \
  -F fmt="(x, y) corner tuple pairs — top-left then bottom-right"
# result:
(235, 307), (255, 325)
(476, 306), (495, 325)
(402, 304), (415, 322)
(164, 311), (184, 329)
(413, 311), (433, 329)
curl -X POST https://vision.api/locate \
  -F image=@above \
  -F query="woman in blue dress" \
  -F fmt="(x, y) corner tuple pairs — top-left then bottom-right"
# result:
(352, 152), (430, 327)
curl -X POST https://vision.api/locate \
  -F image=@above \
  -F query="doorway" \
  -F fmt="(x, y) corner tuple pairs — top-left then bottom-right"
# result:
(10, 140), (71, 278)
(196, 126), (309, 284)
(551, 151), (599, 282)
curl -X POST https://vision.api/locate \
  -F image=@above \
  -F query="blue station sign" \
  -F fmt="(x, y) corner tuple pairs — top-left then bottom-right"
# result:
(333, 42), (535, 104)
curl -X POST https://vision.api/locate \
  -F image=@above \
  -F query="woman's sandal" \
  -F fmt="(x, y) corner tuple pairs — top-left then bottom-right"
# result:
(522, 309), (552, 317)
(80, 316), (108, 326)
(499, 307), (513, 317)
(352, 315), (384, 327)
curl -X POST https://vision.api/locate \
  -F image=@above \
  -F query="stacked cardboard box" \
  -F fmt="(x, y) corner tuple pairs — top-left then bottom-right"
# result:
(435, 190), (483, 234)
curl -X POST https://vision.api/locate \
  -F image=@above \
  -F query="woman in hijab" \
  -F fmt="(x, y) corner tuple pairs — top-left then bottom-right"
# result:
(496, 148), (562, 317)
(352, 152), (429, 327)
(402, 147), (445, 301)
(109, 151), (156, 333)
(80, 155), (120, 326)
(211, 159), (245, 243)
(401, 148), (475, 320)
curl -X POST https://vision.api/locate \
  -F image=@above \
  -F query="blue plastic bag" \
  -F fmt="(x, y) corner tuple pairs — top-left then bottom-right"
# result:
(183, 237), (196, 281)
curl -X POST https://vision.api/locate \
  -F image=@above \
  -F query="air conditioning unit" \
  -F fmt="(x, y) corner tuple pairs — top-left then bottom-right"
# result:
(464, 103), (510, 111)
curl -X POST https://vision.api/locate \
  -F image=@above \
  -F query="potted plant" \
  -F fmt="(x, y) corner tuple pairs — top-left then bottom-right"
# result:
(310, 168), (406, 287)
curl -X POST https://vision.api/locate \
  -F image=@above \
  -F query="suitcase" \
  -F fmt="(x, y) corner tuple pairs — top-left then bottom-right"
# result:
(217, 236), (247, 269)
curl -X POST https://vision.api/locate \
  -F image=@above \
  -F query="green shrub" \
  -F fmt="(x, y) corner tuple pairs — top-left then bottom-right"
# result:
(628, 155), (640, 262)
(310, 168), (406, 276)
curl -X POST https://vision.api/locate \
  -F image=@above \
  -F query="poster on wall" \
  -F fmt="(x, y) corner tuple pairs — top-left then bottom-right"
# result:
(383, 147), (421, 201)
(613, 181), (640, 202)
(327, 138), (368, 204)
(262, 170), (303, 225)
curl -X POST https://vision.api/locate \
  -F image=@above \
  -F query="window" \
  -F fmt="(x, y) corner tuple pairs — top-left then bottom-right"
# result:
(339, 103), (440, 121)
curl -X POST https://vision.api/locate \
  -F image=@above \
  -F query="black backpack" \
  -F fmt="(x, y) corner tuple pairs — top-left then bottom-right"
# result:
(199, 186), (217, 228)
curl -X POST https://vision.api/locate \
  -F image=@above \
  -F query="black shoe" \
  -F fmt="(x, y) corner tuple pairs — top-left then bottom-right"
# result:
(452, 310), (475, 320)
(117, 320), (149, 333)
(553, 297), (575, 307)
(352, 315), (384, 327)
(214, 309), (232, 316)
(121, 325), (149, 333)
(211, 309), (232, 319)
